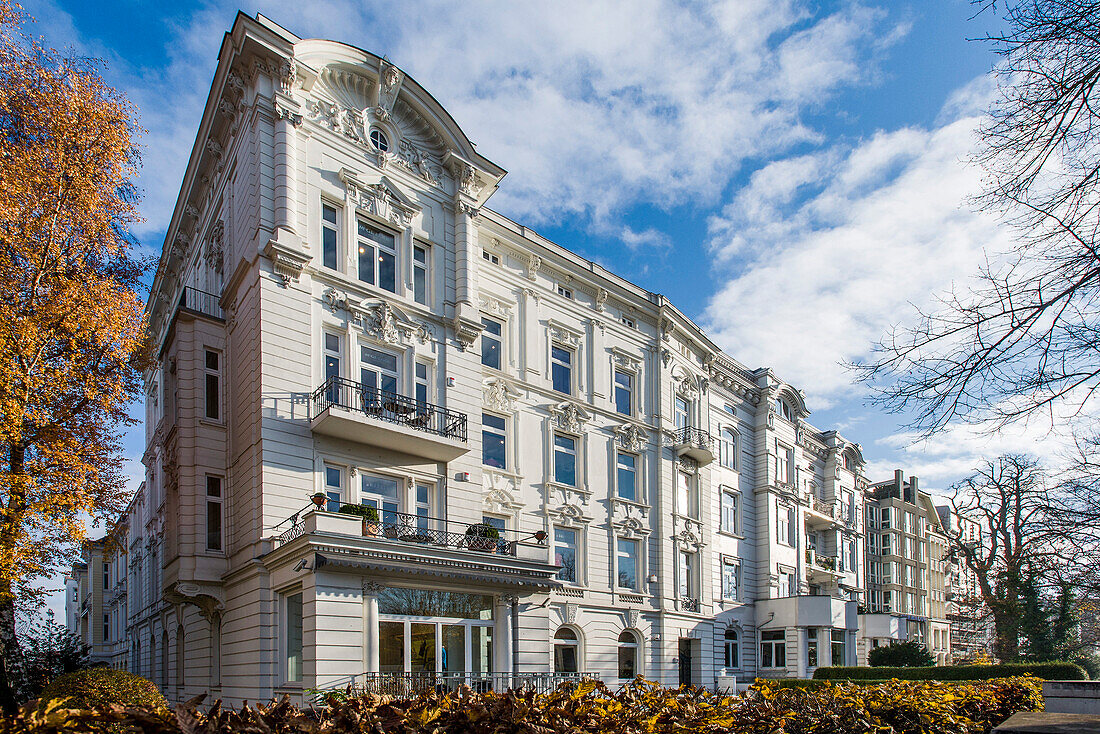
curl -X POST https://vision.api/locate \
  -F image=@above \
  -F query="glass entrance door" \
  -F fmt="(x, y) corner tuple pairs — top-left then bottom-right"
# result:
(377, 618), (493, 683)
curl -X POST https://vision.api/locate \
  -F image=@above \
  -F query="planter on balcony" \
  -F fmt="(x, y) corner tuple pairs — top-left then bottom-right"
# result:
(465, 523), (500, 552)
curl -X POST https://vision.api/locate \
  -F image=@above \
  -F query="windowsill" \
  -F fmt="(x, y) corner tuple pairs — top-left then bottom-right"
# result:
(483, 466), (524, 481)
(312, 268), (430, 313)
(199, 418), (226, 429)
(547, 480), (590, 496)
(716, 530), (743, 540)
(610, 496), (650, 510)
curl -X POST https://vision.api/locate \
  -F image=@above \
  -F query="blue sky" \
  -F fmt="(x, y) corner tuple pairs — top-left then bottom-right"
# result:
(24, 0), (1085, 616)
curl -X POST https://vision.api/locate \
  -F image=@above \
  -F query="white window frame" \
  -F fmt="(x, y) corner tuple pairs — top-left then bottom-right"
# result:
(550, 342), (574, 395)
(553, 432), (579, 487)
(412, 241), (430, 305)
(616, 538), (640, 591)
(323, 464), (344, 512)
(613, 368), (634, 416)
(719, 427), (738, 470)
(356, 216), (398, 293)
(321, 200), (341, 271)
(553, 525), (581, 585)
(481, 316), (504, 370)
(205, 475), (224, 553)
(482, 412), (508, 470)
(721, 487), (740, 535)
(203, 349), (222, 422)
(616, 450), (638, 502)
(760, 630), (786, 668)
(721, 557), (741, 601)
(723, 628), (740, 670)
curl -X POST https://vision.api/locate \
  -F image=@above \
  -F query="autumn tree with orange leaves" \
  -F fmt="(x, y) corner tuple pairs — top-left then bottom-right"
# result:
(0, 1), (148, 710)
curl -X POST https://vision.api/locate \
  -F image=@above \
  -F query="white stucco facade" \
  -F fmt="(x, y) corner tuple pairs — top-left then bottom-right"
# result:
(59, 13), (937, 704)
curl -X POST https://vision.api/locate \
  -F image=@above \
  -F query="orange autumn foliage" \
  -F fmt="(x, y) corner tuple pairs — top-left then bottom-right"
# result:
(0, 0), (147, 671)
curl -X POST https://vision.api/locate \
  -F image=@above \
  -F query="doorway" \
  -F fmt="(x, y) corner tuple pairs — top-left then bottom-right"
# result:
(678, 638), (695, 687)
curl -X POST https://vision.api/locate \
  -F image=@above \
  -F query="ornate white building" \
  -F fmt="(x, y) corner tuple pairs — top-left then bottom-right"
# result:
(81, 13), (882, 703)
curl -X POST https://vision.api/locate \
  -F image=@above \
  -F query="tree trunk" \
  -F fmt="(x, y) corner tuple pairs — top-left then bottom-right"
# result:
(0, 445), (27, 711)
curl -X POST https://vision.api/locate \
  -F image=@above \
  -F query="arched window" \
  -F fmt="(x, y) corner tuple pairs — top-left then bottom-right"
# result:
(723, 628), (740, 669)
(618, 630), (640, 680)
(553, 627), (580, 674)
(720, 428), (738, 470)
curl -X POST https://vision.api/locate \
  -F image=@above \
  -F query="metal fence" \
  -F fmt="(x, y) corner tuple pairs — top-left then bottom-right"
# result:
(179, 286), (224, 320)
(323, 671), (600, 698)
(311, 376), (467, 441)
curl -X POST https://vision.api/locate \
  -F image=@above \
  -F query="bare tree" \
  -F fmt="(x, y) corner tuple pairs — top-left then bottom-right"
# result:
(947, 455), (1066, 661)
(854, 1), (1100, 435)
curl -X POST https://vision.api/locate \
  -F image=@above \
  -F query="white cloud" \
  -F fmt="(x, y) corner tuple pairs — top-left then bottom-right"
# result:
(702, 92), (1015, 408)
(22, 0), (904, 243)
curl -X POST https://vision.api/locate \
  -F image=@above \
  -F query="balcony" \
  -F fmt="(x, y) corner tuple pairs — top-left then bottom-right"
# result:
(666, 427), (715, 465)
(805, 497), (840, 528)
(178, 286), (224, 321)
(310, 377), (468, 461)
(806, 549), (842, 583)
(757, 595), (857, 628)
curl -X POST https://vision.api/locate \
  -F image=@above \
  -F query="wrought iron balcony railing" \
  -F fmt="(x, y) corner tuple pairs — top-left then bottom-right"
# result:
(311, 376), (467, 441)
(274, 508), (546, 558)
(667, 426), (713, 451)
(680, 597), (700, 613)
(319, 671), (600, 700)
(179, 286), (224, 321)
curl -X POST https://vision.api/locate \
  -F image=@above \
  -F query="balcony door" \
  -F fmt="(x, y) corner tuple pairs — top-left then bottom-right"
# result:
(361, 346), (399, 402)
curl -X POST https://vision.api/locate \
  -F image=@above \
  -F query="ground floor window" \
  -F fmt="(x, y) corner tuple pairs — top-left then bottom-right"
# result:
(285, 593), (303, 682)
(808, 630), (818, 667)
(723, 629), (739, 669)
(760, 630), (786, 668)
(830, 629), (846, 666)
(617, 630), (639, 680)
(554, 627), (580, 674)
(377, 589), (494, 675)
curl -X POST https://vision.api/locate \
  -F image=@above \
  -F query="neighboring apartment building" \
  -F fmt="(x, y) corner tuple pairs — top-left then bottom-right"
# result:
(859, 471), (951, 664)
(935, 506), (994, 662)
(68, 13), (874, 703)
(68, 529), (130, 669)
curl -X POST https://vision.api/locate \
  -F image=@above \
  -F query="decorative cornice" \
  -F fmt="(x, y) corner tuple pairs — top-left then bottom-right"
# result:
(263, 239), (311, 287)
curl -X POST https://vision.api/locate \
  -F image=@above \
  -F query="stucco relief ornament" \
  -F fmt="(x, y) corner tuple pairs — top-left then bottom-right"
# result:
(565, 603), (578, 625)
(278, 59), (297, 94)
(552, 401), (590, 433)
(615, 423), (648, 452)
(362, 301), (400, 344)
(397, 140), (437, 184)
(626, 609), (639, 628)
(483, 376), (520, 413)
(363, 580), (386, 595)
(276, 103), (302, 127)
(595, 288), (608, 312)
(339, 107), (364, 143)
(527, 254), (542, 281)
(204, 220), (224, 273)
(377, 60), (403, 113)
(307, 99), (340, 130)
(322, 287), (349, 313)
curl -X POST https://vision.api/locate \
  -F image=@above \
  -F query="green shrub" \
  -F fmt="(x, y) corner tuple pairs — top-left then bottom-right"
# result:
(38, 667), (167, 711)
(814, 661), (1087, 681)
(465, 522), (500, 539)
(338, 503), (379, 522)
(868, 640), (936, 667)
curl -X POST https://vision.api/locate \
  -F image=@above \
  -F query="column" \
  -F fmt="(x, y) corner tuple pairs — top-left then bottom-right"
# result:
(495, 594), (516, 682)
(796, 628), (809, 678)
(363, 581), (383, 675)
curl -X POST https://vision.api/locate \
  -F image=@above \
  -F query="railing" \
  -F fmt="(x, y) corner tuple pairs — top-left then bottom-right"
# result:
(273, 508), (545, 557)
(322, 671), (600, 699)
(311, 376), (467, 441)
(179, 286), (224, 321)
(667, 426), (713, 452)
(680, 597), (700, 612)
(811, 496), (836, 517)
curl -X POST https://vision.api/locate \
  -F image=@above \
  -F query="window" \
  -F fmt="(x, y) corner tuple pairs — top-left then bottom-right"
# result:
(414, 483), (434, 532)
(554, 433), (577, 487)
(482, 413), (507, 469)
(775, 441), (793, 485)
(321, 202), (340, 270)
(369, 128), (389, 152)
(361, 473), (400, 523)
(676, 471), (697, 518)
(551, 345), (573, 394)
(618, 630), (639, 680)
(414, 362), (430, 407)
(904, 564), (914, 587)
(777, 503), (796, 546)
(881, 507), (892, 528)
(360, 346), (399, 398)
(775, 398), (794, 421)
(779, 569), (797, 597)
(554, 528), (577, 583)
(481, 317), (502, 369)
(103, 563), (109, 589)
(678, 551), (695, 599)
(204, 350), (221, 420)
(557, 285), (573, 299)
(808, 631), (819, 667)
(323, 332), (341, 402)
(206, 476), (223, 552)
(324, 465), (342, 512)
(285, 592), (303, 682)
(613, 370), (633, 416)
(722, 558), (741, 601)
(357, 220), (397, 292)
(482, 250), (499, 265)
(674, 396), (690, 429)
(723, 629), (739, 669)
(554, 627), (579, 673)
(721, 489), (740, 534)
(616, 453), (637, 502)
(620, 315), (635, 328)
(103, 612), (109, 642)
(830, 630), (846, 666)
(413, 243), (429, 304)
(617, 539), (639, 590)
(719, 428), (738, 470)
(761, 631), (786, 668)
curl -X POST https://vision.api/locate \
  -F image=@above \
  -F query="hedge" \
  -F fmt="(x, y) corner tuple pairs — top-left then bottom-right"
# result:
(38, 668), (168, 713)
(814, 661), (1088, 681)
(7, 676), (1043, 734)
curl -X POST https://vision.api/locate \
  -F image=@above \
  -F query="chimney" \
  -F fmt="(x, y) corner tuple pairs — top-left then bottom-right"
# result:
(894, 469), (905, 498)
(910, 475), (919, 496)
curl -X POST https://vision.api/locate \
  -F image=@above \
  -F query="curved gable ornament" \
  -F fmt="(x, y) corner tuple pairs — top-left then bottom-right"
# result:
(483, 377), (521, 413)
(615, 423), (648, 452)
(551, 402), (590, 433)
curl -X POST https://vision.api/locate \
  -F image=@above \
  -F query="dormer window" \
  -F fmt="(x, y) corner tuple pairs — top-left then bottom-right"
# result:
(775, 397), (794, 421)
(557, 285), (573, 300)
(369, 128), (389, 152)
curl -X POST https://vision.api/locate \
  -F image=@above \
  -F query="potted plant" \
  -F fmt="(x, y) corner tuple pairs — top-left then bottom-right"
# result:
(465, 522), (500, 552)
(338, 504), (380, 536)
